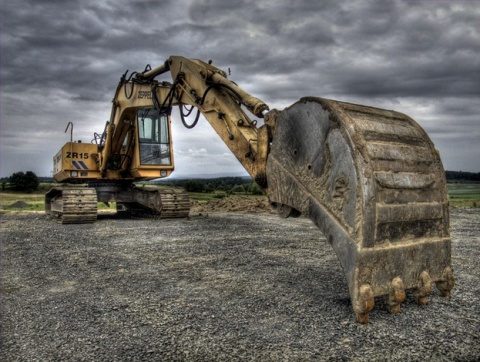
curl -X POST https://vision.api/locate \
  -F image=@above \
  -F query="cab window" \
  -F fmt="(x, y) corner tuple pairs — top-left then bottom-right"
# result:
(138, 108), (171, 165)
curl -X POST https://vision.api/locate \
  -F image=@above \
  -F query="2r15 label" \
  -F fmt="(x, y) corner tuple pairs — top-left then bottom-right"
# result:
(66, 152), (89, 159)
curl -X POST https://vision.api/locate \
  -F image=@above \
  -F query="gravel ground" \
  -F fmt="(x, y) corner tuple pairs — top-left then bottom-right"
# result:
(1, 208), (479, 361)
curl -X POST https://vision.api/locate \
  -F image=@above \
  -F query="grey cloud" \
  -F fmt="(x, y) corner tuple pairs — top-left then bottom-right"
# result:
(1, 0), (479, 177)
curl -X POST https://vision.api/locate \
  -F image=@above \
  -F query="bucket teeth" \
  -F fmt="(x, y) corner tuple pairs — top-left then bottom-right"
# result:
(436, 266), (455, 298)
(415, 271), (433, 305)
(355, 284), (375, 324)
(266, 97), (453, 323)
(387, 277), (406, 314)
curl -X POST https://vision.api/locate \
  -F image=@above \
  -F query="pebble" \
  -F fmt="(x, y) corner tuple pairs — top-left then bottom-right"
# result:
(1, 209), (479, 361)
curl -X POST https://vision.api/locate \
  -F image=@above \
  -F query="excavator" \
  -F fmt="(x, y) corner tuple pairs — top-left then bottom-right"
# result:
(46, 56), (454, 323)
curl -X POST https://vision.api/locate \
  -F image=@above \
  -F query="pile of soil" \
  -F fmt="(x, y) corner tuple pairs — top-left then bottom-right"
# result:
(190, 195), (273, 214)
(7, 200), (30, 209)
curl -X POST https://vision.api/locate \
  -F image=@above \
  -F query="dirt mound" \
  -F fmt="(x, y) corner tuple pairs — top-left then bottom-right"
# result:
(8, 201), (30, 209)
(190, 195), (272, 214)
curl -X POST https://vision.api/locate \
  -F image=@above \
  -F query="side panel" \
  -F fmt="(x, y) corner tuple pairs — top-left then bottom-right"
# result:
(53, 143), (100, 182)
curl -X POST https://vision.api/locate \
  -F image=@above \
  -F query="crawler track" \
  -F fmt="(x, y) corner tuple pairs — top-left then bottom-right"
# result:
(45, 187), (98, 224)
(158, 189), (190, 218)
(46, 187), (190, 223)
(117, 189), (191, 219)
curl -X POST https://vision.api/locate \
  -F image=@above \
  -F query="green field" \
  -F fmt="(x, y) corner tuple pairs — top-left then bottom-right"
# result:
(1, 182), (479, 214)
(0, 192), (117, 213)
(447, 182), (480, 208)
(0, 192), (45, 212)
(0, 187), (257, 214)
(0, 188), (116, 214)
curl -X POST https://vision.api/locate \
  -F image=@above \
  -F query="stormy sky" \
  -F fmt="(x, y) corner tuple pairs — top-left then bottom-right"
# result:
(1, 0), (479, 178)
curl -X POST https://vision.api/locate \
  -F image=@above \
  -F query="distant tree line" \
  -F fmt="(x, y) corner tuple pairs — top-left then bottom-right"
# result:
(2, 170), (478, 194)
(154, 176), (264, 195)
(445, 171), (480, 182)
(3, 171), (40, 192)
(0, 176), (54, 183)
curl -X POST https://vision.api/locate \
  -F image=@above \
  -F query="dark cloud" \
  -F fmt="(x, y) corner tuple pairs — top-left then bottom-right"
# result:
(1, 0), (479, 177)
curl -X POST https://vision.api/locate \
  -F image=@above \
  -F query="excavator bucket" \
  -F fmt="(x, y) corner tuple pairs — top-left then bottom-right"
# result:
(266, 97), (454, 323)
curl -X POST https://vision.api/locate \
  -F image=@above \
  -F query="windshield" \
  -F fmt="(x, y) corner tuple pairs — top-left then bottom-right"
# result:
(138, 108), (171, 165)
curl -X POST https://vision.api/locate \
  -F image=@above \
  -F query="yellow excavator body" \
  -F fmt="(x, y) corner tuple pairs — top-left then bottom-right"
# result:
(45, 56), (453, 323)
